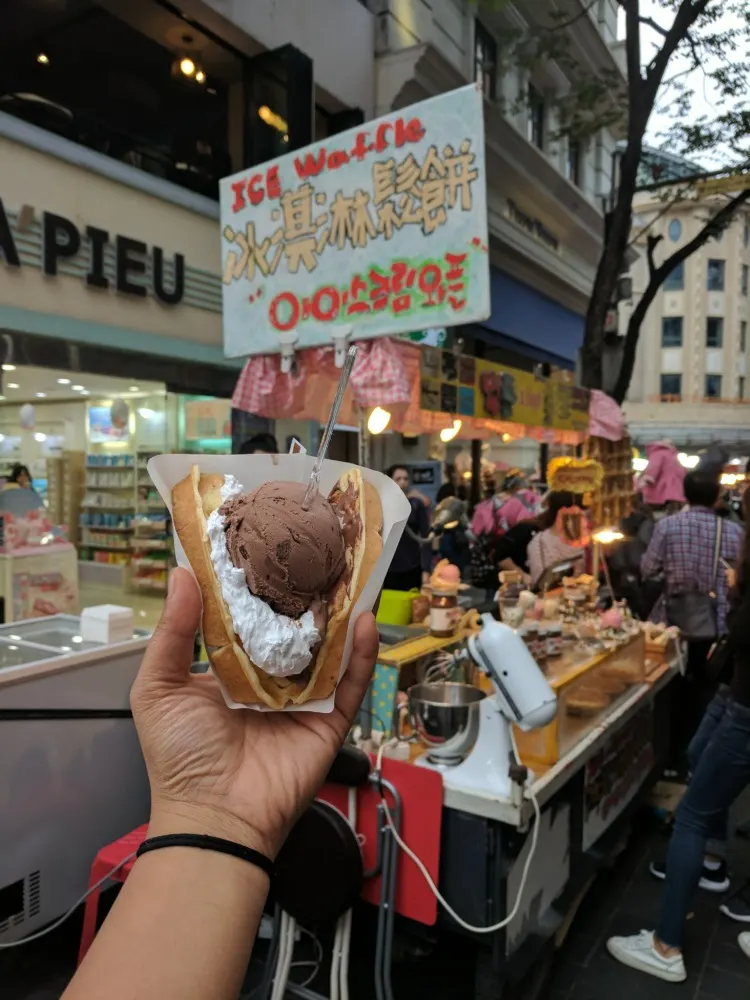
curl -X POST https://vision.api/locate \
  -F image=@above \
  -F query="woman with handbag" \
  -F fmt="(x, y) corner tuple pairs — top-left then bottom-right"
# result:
(607, 490), (750, 982)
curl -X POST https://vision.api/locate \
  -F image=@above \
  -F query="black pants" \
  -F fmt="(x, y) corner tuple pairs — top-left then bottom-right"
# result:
(669, 639), (716, 771)
(384, 567), (422, 591)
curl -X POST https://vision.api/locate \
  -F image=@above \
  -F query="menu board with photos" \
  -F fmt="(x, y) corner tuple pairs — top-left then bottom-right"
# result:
(419, 348), (589, 433)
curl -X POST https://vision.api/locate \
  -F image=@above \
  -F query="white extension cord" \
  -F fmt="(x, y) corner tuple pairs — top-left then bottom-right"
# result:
(375, 738), (542, 933)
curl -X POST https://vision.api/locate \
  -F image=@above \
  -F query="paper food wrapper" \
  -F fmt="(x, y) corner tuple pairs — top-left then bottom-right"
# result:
(148, 454), (410, 713)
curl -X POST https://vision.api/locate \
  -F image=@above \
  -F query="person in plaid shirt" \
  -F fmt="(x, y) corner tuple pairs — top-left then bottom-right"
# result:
(641, 471), (742, 770)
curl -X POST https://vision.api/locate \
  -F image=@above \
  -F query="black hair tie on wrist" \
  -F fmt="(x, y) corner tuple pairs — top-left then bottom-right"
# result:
(136, 833), (274, 879)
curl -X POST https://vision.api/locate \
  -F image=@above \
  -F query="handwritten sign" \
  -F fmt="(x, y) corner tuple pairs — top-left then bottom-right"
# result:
(220, 84), (489, 357)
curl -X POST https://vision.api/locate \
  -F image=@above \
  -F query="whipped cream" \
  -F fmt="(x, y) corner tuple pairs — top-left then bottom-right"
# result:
(206, 474), (320, 677)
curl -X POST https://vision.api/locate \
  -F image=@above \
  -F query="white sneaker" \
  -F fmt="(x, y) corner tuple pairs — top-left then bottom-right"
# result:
(607, 930), (687, 982)
(740, 932), (750, 959)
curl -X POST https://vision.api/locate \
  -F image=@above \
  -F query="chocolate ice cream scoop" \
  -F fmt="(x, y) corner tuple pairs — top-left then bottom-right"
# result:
(220, 481), (346, 618)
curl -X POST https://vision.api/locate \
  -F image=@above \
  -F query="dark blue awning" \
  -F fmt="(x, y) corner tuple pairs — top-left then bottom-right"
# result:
(479, 268), (585, 369)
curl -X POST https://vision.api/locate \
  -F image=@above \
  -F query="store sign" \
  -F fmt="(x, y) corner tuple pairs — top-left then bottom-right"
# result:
(418, 347), (590, 433)
(582, 706), (654, 851)
(220, 83), (490, 357)
(88, 406), (130, 443)
(548, 457), (604, 493)
(0, 198), (185, 305)
(505, 199), (560, 253)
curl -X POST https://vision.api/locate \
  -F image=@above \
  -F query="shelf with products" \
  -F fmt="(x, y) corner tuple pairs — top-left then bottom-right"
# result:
(131, 508), (172, 592)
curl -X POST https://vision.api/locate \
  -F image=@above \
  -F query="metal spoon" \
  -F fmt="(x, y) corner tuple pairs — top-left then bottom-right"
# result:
(301, 344), (358, 509)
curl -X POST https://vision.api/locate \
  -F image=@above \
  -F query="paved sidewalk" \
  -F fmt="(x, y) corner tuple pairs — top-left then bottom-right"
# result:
(545, 799), (750, 1000)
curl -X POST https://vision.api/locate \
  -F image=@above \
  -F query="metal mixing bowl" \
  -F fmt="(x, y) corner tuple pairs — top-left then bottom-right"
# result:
(408, 682), (486, 764)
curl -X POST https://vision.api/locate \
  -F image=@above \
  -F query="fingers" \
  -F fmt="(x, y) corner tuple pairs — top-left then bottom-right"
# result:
(334, 611), (379, 723)
(139, 569), (202, 687)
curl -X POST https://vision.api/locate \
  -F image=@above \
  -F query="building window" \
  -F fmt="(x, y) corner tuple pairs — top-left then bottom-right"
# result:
(744, 220), (749, 248)
(742, 264), (749, 297)
(527, 85), (545, 149)
(565, 139), (583, 187)
(660, 374), (682, 399)
(706, 317), (724, 347)
(474, 22), (497, 101)
(741, 320), (747, 353)
(739, 377), (746, 401)
(661, 316), (683, 347)
(705, 374), (722, 399)
(668, 219), (682, 242)
(663, 261), (684, 291)
(707, 259), (726, 291)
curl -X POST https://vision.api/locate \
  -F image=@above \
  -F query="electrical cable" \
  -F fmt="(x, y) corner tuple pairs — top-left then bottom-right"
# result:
(0, 851), (137, 950)
(375, 739), (542, 934)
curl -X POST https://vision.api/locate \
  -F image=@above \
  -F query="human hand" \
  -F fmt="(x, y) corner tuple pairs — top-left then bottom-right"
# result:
(130, 569), (379, 859)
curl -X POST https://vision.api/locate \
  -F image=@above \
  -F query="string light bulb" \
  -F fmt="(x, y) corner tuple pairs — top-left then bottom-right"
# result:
(440, 419), (462, 443)
(367, 406), (391, 435)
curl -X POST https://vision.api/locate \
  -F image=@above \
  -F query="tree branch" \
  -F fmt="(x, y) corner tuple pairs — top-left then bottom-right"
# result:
(639, 16), (669, 38)
(646, 234), (663, 277)
(612, 187), (750, 403)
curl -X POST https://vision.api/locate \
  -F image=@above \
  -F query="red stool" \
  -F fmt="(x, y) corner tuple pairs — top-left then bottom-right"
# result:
(77, 825), (147, 966)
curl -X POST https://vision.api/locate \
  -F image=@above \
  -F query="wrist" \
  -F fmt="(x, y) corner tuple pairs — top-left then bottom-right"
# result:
(148, 800), (283, 860)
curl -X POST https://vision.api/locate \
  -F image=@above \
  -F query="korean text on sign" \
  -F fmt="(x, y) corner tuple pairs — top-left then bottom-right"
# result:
(220, 84), (490, 357)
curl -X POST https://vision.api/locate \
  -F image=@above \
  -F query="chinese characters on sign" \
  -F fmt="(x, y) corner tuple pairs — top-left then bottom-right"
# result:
(220, 84), (489, 357)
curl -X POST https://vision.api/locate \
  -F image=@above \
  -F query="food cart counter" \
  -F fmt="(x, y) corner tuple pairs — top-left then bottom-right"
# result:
(0, 615), (150, 943)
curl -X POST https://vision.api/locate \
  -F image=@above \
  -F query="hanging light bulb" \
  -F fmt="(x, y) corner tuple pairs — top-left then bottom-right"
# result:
(440, 419), (462, 443)
(367, 406), (391, 435)
(179, 56), (196, 77)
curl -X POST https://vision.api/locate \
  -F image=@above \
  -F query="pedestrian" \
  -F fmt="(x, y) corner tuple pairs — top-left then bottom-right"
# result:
(383, 464), (432, 590)
(494, 491), (577, 582)
(641, 470), (743, 771)
(607, 491), (750, 982)
(637, 439), (685, 515)
(526, 491), (583, 588)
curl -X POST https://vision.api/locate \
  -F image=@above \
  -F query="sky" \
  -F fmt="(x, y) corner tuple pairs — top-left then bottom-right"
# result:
(618, 1), (748, 168)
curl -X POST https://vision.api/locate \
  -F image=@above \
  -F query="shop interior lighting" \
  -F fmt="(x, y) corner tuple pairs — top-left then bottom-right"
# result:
(258, 105), (289, 135)
(36, 53), (49, 65)
(80, 390), (90, 396)
(592, 527), (624, 545)
(195, 69), (206, 84)
(72, 384), (85, 391)
(678, 452), (700, 469)
(34, 432), (47, 442)
(440, 419), (462, 443)
(367, 406), (391, 435)
(2, 364), (15, 371)
(57, 378), (71, 385)
(632, 456), (648, 472)
(179, 56), (196, 77)
(7, 383), (19, 389)
(0, 434), (5, 442)
(502, 432), (512, 443)
(35, 392), (46, 398)
(129, 386), (139, 392)
(138, 408), (156, 419)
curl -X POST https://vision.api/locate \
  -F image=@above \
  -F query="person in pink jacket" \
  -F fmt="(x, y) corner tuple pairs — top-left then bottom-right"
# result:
(639, 440), (686, 510)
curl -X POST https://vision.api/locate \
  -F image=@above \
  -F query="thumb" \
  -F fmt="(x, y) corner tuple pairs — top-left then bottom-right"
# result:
(334, 611), (379, 724)
(138, 568), (202, 687)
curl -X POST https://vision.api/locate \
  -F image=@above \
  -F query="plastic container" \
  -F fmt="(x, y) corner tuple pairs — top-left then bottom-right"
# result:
(376, 588), (421, 626)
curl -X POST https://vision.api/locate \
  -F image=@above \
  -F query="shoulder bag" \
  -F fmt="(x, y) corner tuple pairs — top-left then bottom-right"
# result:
(665, 516), (723, 641)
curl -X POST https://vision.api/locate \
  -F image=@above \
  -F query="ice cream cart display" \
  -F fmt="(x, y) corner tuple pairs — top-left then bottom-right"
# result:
(0, 615), (150, 943)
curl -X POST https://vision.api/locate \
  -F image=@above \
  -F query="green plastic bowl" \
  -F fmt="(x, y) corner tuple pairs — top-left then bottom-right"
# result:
(376, 588), (421, 626)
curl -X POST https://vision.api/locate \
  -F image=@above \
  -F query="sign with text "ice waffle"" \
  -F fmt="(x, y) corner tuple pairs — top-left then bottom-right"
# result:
(220, 84), (489, 357)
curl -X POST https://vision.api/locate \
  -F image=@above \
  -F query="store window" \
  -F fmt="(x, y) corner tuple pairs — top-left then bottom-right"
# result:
(739, 377), (746, 401)
(668, 219), (682, 242)
(741, 320), (747, 353)
(527, 85), (545, 149)
(660, 374), (681, 399)
(474, 22), (497, 101)
(705, 374), (722, 399)
(663, 260), (684, 291)
(745, 220), (749, 249)
(565, 139), (583, 187)
(0, 4), (243, 200)
(742, 264), (749, 297)
(707, 259), (726, 291)
(661, 316), (683, 347)
(706, 317), (724, 347)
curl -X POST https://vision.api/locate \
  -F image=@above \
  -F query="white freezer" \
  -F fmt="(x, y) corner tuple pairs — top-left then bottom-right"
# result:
(0, 615), (151, 942)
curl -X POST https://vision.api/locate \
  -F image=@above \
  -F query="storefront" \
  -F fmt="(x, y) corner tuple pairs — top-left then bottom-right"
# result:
(0, 112), (249, 603)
